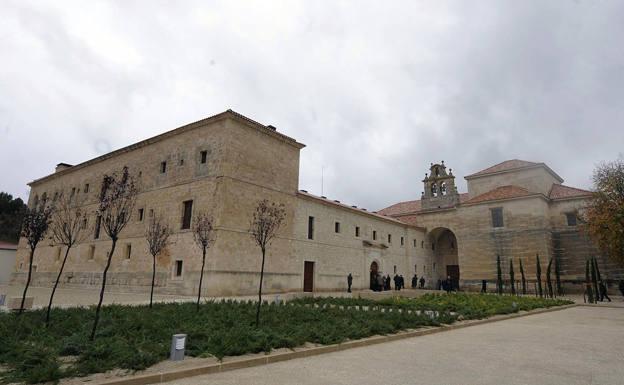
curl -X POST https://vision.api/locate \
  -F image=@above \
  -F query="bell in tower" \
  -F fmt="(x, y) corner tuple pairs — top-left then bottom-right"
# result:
(422, 161), (460, 210)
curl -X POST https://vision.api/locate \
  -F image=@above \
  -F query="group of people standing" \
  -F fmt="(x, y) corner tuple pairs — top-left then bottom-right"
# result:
(364, 273), (428, 292)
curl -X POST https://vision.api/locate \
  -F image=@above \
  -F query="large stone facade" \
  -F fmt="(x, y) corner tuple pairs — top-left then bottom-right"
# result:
(13, 110), (621, 296)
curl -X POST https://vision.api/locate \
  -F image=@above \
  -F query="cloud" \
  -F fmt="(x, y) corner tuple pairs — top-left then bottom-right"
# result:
(1, 0), (623, 210)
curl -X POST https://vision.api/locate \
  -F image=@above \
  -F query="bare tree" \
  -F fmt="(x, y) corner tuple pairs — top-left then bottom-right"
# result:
(249, 199), (285, 327)
(46, 194), (88, 324)
(90, 167), (138, 341)
(193, 212), (214, 311)
(18, 200), (54, 314)
(145, 215), (172, 308)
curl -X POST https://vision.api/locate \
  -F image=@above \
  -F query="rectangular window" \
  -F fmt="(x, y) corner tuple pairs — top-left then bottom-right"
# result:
(125, 244), (132, 259)
(88, 245), (95, 260)
(373, 230), (377, 241)
(355, 226), (360, 237)
(71, 187), (76, 197)
(175, 260), (183, 277)
(160, 161), (167, 173)
(413, 239), (417, 247)
(182, 200), (193, 229)
(334, 222), (340, 233)
(394, 265), (397, 274)
(94, 215), (101, 239)
(84, 183), (89, 193)
(491, 207), (504, 228)
(307, 216), (315, 240)
(400, 236), (404, 246)
(388, 234), (392, 243)
(200, 150), (207, 164)
(566, 213), (577, 226)
(138, 208), (144, 221)
(421, 240), (424, 248)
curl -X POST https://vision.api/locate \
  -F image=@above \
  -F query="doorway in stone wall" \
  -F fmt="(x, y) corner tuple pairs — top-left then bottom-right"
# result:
(303, 261), (314, 292)
(369, 261), (379, 290)
(428, 227), (460, 289)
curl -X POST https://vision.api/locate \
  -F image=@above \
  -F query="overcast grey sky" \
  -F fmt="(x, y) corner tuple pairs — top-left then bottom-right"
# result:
(1, 0), (623, 210)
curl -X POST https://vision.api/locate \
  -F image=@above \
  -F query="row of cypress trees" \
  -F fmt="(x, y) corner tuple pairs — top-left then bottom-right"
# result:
(495, 254), (563, 298)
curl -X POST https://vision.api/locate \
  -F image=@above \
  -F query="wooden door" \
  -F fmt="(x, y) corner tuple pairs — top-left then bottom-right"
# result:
(303, 261), (314, 292)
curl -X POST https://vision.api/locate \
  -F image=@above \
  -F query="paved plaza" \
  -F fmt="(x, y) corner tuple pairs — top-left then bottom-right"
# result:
(162, 306), (624, 385)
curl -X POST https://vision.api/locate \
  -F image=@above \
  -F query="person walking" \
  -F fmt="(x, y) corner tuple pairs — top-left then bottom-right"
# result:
(445, 275), (452, 294)
(419, 276), (425, 289)
(412, 274), (417, 289)
(599, 281), (611, 302)
(481, 279), (487, 293)
(347, 273), (353, 293)
(437, 279), (442, 291)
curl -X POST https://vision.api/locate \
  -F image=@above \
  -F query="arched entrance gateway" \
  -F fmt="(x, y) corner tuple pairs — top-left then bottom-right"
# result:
(428, 227), (460, 290)
(369, 261), (379, 290)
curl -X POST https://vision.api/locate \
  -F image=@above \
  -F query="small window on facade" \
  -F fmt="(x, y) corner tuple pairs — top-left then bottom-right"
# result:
(400, 236), (404, 246)
(433, 262), (436, 272)
(88, 245), (95, 260)
(71, 187), (76, 197)
(94, 216), (101, 239)
(421, 240), (424, 248)
(182, 200), (193, 229)
(432, 243), (435, 251)
(160, 161), (167, 173)
(175, 260), (184, 277)
(334, 222), (340, 233)
(414, 264), (418, 273)
(388, 234), (392, 243)
(179, 158), (184, 166)
(373, 230), (377, 240)
(125, 244), (132, 259)
(413, 239), (417, 247)
(355, 226), (360, 237)
(566, 213), (577, 226)
(308, 216), (315, 240)
(491, 207), (504, 228)
(393, 265), (397, 274)
(81, 217), (87, 229)
(84, 184), (89, 193)
(138, 208), (144, 221)
(200, 150), (208, 164)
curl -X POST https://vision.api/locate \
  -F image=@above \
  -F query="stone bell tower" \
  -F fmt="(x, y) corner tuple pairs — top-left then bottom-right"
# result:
(421, 161), (460, 210)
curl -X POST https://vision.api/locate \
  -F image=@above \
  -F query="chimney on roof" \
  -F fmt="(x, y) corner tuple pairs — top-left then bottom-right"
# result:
(300, 189), (308, 193)
(55, 163), (72, 173)
(321, 196), (327, 199)
(334, 200), (340, 203)
(267, 125), (277, 131)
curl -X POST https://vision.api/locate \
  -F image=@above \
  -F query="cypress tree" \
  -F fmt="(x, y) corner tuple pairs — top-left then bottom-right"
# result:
(554, 254), (562, 296)
(536, 254), (543, 298)
(496, 255), (503, 295)
(546, 258), (554, 299)
(591, 257), (599, 303)
(585, 259), (594, 303)
(509, 258), (516, 295)
(519, 258), (527, 295)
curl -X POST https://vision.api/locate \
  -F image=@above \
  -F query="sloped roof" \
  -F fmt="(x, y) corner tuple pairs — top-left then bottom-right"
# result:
(465, 159), (563, 182)
(378, 193), (469, 216)
(464, 185), (533, 204)
(0, 241), (18, 250)
(549, 184), (592, 200)
(297, 191), (425, 230)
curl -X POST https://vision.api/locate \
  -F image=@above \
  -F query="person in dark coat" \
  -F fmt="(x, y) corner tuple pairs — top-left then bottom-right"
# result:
(619, 280), (624, 298)
(437, 279), (442, 291)
(386, 274), (391, 290)
(393, 275), (399, 291)
(445, 275), (452, 293)
(399, 275), (404, 290)
(419, 276), (425, 289)
(347, 273), (353, 293)
(481, 279), (487, 293)
(412, 274), (417, 289)
(599, 281), (611, 302)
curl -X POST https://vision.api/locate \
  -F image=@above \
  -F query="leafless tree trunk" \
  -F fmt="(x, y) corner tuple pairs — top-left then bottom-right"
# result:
(19, 202), (54, 314)
(47, 194), (88, 324)
(193, 213), (214, 311)
(145, 216), (171, 308)
(249, 200), (285, 327)
(90, 167), (138, 341)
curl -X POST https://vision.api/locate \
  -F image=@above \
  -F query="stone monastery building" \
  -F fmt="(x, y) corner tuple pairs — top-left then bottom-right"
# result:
(14, 110), (615, 295)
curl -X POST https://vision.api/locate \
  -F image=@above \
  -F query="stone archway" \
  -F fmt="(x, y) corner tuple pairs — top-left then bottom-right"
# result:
(428, 227), (459, 290)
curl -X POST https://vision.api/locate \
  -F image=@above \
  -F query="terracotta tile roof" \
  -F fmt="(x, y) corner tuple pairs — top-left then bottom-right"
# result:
(549, 184), (592, 200)
(464, 185), (533, 204)
(466, 159), (540, 178)
(0, 241), (18, 250)
(378, 193), (470, 216)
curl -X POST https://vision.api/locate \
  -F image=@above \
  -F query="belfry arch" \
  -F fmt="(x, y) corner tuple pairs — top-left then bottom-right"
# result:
(428, 227), (460, 289)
